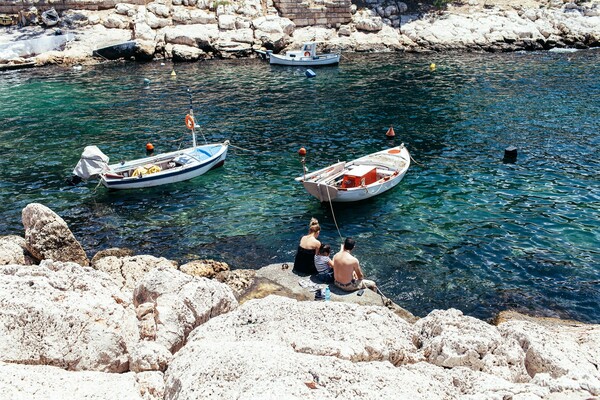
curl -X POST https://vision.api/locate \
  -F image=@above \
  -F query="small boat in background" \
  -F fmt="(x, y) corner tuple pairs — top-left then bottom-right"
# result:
(0, 61), (36, 71)
(269, 42), (340, 67)
(93, 41), (136, 60)
(295, 145), (410, 203)
(71, 90), (229, 190)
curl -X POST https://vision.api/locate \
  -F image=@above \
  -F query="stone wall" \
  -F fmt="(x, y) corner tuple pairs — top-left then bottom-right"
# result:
(272, 0), (352, 28)
(0, 0), (146, 14)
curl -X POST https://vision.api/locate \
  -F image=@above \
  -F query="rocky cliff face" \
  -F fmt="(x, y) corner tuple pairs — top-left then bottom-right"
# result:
(1, 0), (599, 66)
(0, 203), (599, 399)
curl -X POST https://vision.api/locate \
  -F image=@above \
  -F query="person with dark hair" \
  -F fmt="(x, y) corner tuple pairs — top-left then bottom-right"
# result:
(314, 243), (334, 283)
(293, 218), (321, 275)
(332, 237), (377, 292)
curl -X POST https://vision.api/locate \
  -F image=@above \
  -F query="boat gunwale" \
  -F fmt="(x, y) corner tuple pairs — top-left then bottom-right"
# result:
(102, 144), (228, 186)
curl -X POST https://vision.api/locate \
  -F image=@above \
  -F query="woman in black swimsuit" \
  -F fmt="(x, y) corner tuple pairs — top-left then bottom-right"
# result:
(293, 218), (321, 275)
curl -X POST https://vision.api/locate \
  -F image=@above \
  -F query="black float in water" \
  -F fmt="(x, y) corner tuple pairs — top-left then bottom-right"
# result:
(503, 146), (518, 163)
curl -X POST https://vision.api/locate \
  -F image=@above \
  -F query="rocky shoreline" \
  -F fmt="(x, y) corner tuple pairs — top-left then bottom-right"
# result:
(1, 202), (599, 399)
(0, 0), (599, 68)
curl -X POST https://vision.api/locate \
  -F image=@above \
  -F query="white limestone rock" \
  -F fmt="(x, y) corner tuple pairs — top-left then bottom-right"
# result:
(136, 371), (165, 400)
(172, 6), (217, 24)
(235, 17), (252, 29)
(0, 235), (28, 265)
(188, 295), (418, 365)
(353, 9), (383, 32)
(165, 342), (456, 399)
(171, 7), (191, 23)
(164, 24), (220, 47)
(415, 309), (528, 382)
(237, 0), (262, 17)
(0, 362), (152, 400)
(171, 44), (205, 61)
(133, 266), (238, 353)
(499, 319), (600, 396)
(103, 13), (130, 29)
(115, 3), (135, 15)
(290, 27), (336, 47)
(135, 40), (157, 60)
(0, 260), (138, 372)
(218, 14), (236, 30)
(93, 255), (176, 297)
(449, 367), (550, 400)
(21, 203), (89, 266)
(146, 10), (169, 29)
(190, 9), (217, 24)
(217, 28), (255, 46)
(338, 24), (353, 36)
(147, 2), (171, 18)
(129, 341), (172, 372)
(252, 15), (295, 44)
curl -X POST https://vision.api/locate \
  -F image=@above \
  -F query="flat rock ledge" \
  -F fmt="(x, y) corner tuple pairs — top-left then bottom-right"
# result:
(0, 203), (599, 398)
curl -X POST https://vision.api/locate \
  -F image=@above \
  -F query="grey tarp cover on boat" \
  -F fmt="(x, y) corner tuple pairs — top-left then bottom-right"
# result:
(73, 146), (109, 180)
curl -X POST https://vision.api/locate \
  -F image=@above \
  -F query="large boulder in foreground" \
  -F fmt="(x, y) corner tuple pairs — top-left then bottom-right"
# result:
(165, 296), (450, 399)
(0, 235), (30, 266)
(186, 295), (418, 365)
(498, 312), (600, 395)
(164, 296), (600, 399)
(415, 308), (528, 382)
(133, 266), (238, 353)
(0, 261), (138, 372)
(21, 203), (89, 266)
(166, 341), (456, 400)
(93, 254), (177, 297)
(0, 362), (164, 400)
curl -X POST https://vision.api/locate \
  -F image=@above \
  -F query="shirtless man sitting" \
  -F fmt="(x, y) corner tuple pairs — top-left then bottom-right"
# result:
(332, 237), (377, 292)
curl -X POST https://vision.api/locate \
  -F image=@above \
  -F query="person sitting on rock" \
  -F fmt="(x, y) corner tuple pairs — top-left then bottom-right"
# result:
(292, 217), (321, 275)
(332, 237), (377, 292)
(314, 243), (334, 283)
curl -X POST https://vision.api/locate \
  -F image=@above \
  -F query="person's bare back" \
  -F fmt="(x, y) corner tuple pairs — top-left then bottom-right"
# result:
(332, 249), (360, 284)
(333, 237), (377, 292)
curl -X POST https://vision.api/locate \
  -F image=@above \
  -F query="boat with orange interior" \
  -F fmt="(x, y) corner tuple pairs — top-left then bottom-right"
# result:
(295, 145), (410, 203)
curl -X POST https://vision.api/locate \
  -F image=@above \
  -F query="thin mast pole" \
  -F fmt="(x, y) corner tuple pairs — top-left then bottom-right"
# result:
(188, 88), (197, 148)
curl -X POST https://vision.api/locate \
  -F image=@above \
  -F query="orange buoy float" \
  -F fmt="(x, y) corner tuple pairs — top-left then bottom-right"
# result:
(304, 51), (310, 57)
(185, 114), (195, 130)
(386, 126), (395, 137)
(298, 147), (307, 156)
(146, 143), (154, 151)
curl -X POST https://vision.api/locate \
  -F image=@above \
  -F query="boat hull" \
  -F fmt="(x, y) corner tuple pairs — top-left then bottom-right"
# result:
(93, 41), (137, 60)
(269, 54), (340, 66)
(296, 146), (411, 203)
(101, 143), (228, 190)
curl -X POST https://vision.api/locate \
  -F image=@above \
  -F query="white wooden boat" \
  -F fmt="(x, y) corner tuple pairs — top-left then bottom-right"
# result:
(85, 141), (228, 190)
(295, 145), (410, 202)
(269, 42), (340, 67)
(72, 94), (229, 190)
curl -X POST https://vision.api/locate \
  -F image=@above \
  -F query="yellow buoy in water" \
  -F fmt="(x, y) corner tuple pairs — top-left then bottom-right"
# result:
(171, 69), (176, 77)
(429, 63), (436, 71)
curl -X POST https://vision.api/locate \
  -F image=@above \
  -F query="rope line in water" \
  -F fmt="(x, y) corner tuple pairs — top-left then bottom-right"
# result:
(325, 184), (343, 242)
(228, 143), (258, 153)
(322, 173), (392, 307)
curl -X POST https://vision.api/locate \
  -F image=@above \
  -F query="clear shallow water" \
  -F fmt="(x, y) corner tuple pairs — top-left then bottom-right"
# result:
(1, 51), (599, 322)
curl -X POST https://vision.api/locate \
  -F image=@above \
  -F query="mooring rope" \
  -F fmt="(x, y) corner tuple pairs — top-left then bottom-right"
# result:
(323, 180), (391, 307)
(228, 143), (258, 153)
(325, 184), (343, 242)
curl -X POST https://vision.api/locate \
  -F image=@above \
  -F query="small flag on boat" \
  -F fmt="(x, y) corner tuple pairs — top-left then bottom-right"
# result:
(386, 126), (395, 137)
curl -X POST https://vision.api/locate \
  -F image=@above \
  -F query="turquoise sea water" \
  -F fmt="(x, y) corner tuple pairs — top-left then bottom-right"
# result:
(1, 51), (599, 323)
